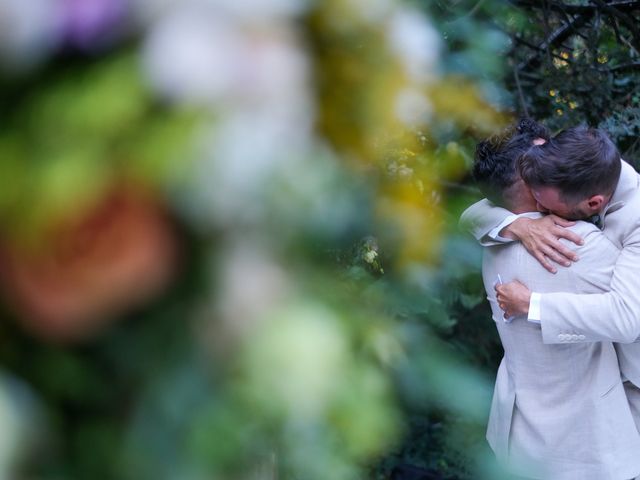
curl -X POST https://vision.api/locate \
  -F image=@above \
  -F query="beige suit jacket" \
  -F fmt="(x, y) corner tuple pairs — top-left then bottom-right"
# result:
(483, 220), (640, 479)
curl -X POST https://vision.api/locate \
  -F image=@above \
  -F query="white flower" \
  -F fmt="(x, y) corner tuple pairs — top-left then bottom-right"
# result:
(397, 164), (414, 178)
(142, 2), (310, 107)
(242, 303), (348, 418)
(216, 242), (290, 337)
(387, 8), (440, 83)
(0, 373), (42, 478)
(141, 7), (243, 104)
(235, 30), (310, 108)
(180, 103), (313, 225)
(395, 88), (432, 126)
(363, 250), (378, 264)
(0, 0), (63, 71)
(134, 0), (309, 26)
(206, 0), (309, 23)
(142, 2), (314, 228)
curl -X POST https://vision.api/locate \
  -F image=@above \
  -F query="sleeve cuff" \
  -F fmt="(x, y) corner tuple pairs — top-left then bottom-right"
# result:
(488, 214), (521, 243)
(528, 292), (541, 324)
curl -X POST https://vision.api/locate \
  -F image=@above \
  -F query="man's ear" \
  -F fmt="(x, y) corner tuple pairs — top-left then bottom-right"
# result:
(586, 194), (605, 213)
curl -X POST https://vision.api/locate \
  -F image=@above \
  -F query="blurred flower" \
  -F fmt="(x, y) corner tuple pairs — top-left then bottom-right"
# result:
(0, 0), (130, 71)
(0, 379), (21, 476)
(60, 0), (130, 51)
(205, 0), (309, 23)
(387, 8), (440, 83)
(142, 0), (314, 228)
(0, 372), (42, 478)
(240, 303), (348, 419)
(195, 110), (312, 224)
(0, 186), (180, 342)
(0, 0), (62, 71)
(363, 250), (377, 264)
(134, 0), (308, 25)
(395, 88), (433, 126)
(212, 242), (291, 343)
(142, 7), (244, 105)
(141, 2), (309, 108)
(358, 236), (384, 274)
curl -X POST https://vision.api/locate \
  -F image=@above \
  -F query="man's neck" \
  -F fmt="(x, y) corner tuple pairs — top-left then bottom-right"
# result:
(509, 201), (539, 215)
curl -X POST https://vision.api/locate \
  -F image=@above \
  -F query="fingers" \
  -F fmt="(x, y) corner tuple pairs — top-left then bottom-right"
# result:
(495, 286), (507, 308)
(520, 217), (577, 269)
(537, 215), (582, 248)
(553, 226), (584, 247)
(551, 244), (578, 263)
(496, 280), (531, 318)
(532, 250), (557, 274)
(499, 300), (513, 318)
(496, 282), (513, 307)
(496, 290), (513, 317)
(540, 244), (572, 267)
(496, 292), (508, 314)
(529, 227), (579, 268)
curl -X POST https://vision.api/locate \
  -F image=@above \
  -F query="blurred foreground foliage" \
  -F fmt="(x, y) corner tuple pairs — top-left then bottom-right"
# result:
(1, 0), (610, 479)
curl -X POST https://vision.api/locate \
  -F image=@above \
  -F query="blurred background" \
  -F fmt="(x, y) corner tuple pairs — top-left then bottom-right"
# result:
(0, 0), (639, 478)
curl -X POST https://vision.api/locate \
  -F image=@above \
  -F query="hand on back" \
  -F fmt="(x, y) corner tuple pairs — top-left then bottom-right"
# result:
(502, 215), (583, 273)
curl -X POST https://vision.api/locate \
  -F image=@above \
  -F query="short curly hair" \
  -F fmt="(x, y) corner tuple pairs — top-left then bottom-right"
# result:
(472, 118), (549, 206)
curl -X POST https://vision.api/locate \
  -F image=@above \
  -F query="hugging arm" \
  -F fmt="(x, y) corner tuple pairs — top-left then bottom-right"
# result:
(459, 199), (514, 246)
(460, 199), (582, 272)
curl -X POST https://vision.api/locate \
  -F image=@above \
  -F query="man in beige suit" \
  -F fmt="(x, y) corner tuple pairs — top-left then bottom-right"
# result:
(471, 121), (640, 479)
(461, 126), (640, 432)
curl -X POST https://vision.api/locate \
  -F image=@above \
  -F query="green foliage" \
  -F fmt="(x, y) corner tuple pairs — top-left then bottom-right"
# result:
(493, 0), (640, 164)
(0, 1), (534, 480)
(599, 107), (640, 167)
(0, 53), (200, 244)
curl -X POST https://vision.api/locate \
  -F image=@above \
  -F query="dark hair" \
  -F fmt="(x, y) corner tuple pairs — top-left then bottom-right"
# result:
(518, 125), (621, 203)
(472, 118), (550, 206)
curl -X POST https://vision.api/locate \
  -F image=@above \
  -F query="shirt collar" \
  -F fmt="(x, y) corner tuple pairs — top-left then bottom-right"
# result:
(607, 159), (639, 210)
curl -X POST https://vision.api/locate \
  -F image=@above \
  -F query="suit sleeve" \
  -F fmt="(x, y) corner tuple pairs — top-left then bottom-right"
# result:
(540, 226), (640, 344)
(459, 199), (514, 246)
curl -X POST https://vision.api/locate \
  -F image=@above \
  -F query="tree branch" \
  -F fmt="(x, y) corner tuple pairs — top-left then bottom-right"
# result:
(513, 65), (529, 117)
(510, 0), (640, 14)
(597, 61), (640, 72)
(511, 34), (574, 64)
(590, 0), (640, 53)
(516, 13), (591, 71)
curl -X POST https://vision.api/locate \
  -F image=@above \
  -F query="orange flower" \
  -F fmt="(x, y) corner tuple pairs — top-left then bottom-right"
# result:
(0, 186), (180, 343)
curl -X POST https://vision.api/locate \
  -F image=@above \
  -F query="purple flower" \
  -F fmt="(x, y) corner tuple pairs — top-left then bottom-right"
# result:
(61, 0), (130, 51)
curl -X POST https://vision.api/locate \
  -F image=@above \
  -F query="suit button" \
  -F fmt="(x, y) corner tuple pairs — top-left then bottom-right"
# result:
(578, 334), (586, 340)
(570, 334), (579, 341)
(558, 334), (566, 341)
